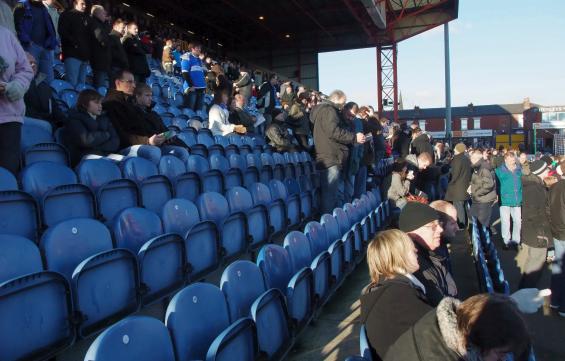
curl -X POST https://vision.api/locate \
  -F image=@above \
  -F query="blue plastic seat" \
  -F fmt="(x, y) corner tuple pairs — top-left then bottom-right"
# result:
(360, 324), (374, 361)
(0, 237), (74, 360)
(84, 316), (175, 361)
(23, 142), (69, 166)
(166, 283), (258, 361)
(249, 182), (287, 240)
(0, 166), (17, 191)
(113, 207), (163, 253)
(122, 157), (173, 213)
(286, 177), (313, 220)
(298, 174), (319, 213)
(61, 88), (79, 108)
(269, 179), (301, 228)
(198, 156), (226, 193)
(161, 198), (200, 236)
(197, 192), (249, 261)
(270, 153), (286, 181)
(221, 260), (293, 359)
(0, 190), (40, 241)
(320, 214), (346, 285)
(198, 131), (216, 147)
(333, 208), (355, 269)
(259, 153), (275, 183)
(77, 159), (140, 223)
(21, 120), (54, 150)
(21, 161), (96, 227)
(214, 134), (230, 147)
(344, 203), (364, 262)
(50, 78), (74, 93)
(225, 186), (269, 251)
(177, 130), (197, 147)
(158, 154), (187, 180)
(303, 222), (332, 305)
(161, 145), (190, 163)
(259, 242), (314, 333)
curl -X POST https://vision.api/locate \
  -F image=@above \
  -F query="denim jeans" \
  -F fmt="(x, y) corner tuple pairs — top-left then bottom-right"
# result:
(500, 206), (521, 245)
(551, 238), (565, 311)
(185, 88), (205, 112)
(344, 174), (355, 204)
(93, 70), (109, 89)
(320, 165), (344, 214)
(27, 43), (54, 85)
(353, 166), (367, 199)
(64, 57), (88, 87)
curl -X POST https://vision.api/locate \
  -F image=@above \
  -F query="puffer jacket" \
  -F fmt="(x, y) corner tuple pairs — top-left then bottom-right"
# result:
(495, 164), (522, 207)
(470, 159), (497, 204)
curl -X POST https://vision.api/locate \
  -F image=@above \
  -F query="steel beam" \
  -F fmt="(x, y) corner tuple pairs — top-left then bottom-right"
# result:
(377, 44), (398, 121)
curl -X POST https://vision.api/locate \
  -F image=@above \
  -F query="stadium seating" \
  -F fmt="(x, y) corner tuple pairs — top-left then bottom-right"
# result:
(319, 214), (346, 285)
(249, 182), (288, 241)
(0, 167), (17, 191)
(270, 179), (301, 228)
(23, 142), (70, 166)
(225, 186), (270, 251)
(84, 316), (176, 361)
(122, 157), (173, 213)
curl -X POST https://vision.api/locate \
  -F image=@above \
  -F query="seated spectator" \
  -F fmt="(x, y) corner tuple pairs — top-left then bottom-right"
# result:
(382, 160), (412, 210)
(360, 229), (432, 361)
(385, 294), (530, 361)
(287, 92), (311, 151)
(399, 202), (458, 306)
(132, 83), (168, 135)
(266, 111), (300, 153)
(63, 89), (119, 165)
(0, 23), (33, 175)
(23, 52), (66, 127)
(233, 64), (252, 103)
(103, 70), (165, 148)
(229, 94), (256, 131)
(430, 200), (460, 273)
(208, 90), (245, 137)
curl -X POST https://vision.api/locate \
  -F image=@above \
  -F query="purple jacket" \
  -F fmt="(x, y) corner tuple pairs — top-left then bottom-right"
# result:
(0, 26), (33, 124)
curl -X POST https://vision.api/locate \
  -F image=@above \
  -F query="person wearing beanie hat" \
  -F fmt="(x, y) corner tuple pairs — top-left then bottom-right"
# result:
(518, 159), (553, 289)
(445, 142), (472, 228)
(399, 202), (458, 306)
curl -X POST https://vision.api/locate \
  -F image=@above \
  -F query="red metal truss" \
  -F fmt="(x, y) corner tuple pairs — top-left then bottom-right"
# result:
(377, 44), (398, 121)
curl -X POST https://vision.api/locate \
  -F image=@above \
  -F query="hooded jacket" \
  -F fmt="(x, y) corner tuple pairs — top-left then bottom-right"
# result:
(360, 275), (432, 361)
(312, 101), (356, 170)
(445, 153), (472, 201)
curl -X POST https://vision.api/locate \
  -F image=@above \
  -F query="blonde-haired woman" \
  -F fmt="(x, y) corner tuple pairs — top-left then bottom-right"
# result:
(360, 229), (432, 361)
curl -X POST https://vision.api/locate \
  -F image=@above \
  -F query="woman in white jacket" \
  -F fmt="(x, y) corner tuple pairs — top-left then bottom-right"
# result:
(208, 90), (245, 137)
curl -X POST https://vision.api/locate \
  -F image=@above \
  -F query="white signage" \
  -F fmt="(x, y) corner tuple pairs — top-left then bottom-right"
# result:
(427, 130), (493, 138)
(533, 121), (565, 130)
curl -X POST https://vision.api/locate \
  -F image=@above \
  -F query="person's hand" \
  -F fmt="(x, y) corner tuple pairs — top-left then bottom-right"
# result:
(510, 288), (551, 314)
(406, 170), (415, 180)
(356, 132), (366, 144)
(148, 133), (166, 146)
(4, 81), (26, 102)
(234, 125), (247, 134)
(547, 249), (555, 263)
(184, 86), (195, 94)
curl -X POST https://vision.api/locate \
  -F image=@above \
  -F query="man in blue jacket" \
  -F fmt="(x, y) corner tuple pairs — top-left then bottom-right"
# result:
(181, 40), (206, 112)
(14, 0), (58, 84)
(495, 152), (523, 249)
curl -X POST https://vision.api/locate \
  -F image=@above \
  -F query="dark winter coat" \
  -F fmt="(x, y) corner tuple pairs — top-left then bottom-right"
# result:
(89, 16), (111, 72)
(470, 159), (497, 204)
(266, 121), (294, 151)
(288, 101), (310, 135)
(230, 107), (255, 129)
(24, 74), (66, 127)
(393, 130), (410, 159)
(521, 174), (552, 248)
(413, 241), (457, 307)
(360, 275), (432, 361)
(109, 30), (128, 70)
(410, 133), (434, 160)
(63, 109), (120, 165)
(445, 153), (472, 201)
(58, 8), (90, 61)
(312, 101), (356, 170)
(548, 179), (565, 240)
(384, 298), (464, 361)
(122, 33), (150, 78)
(14, 0), (58, 50)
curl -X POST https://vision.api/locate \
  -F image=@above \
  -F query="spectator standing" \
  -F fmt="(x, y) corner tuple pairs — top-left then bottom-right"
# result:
(122, 22), (150, 83)
(63, 89), (119, 165)
(161, 39), (173, 75)
(469, 150), (497, 227)
(108, 18), (128, 78)
(372, 117), (387, 165)
(445, 143), (472, 228)
(548, 166), (565, 316)
(257, 73), (278, 127)
(0, 25), (34, 175)
(399, 202), (457, 306)
(208, 90), (245, 137)
(42, 0), (60, 56)
(14, 0), (58, 85)
(410, 127), (434, 161)
(181, 41), (206, 112)
(24, 52), (66, 127)
(405, 152), (433, 196)
(0, 0), (16, 34)
(58, 0), (90, 87)
(495, 153), (523, 249)
(287, 92), (311, 151)
(233, 64), (252, 103)
(172, 44), (182, 75)
(392, 122), (410, 159)
(89, 5), (111, 89)
(518, 160), (553, 289)
(343, 102), (363, 203)
(312, 90), (365, 214)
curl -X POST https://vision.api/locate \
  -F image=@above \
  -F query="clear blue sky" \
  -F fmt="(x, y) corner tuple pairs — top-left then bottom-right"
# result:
(318, 0), (565, 110)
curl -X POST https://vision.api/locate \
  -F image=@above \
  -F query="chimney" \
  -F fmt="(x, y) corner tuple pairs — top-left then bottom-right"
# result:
(523, 97), (531, 110)
(414, 106), (420, 115)
(468, 103), (474, 112)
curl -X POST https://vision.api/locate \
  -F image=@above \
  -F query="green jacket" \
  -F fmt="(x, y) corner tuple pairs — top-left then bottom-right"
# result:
(495, 164), (522, 207)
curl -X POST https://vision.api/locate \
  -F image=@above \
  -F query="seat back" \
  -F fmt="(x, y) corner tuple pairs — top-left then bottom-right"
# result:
(221, 260), (266, 321)
(123, 158), (172, 213)
(344, 203), (361, 224)
(158, 155), (186, 180)
(0, 191), (40, 241)
(186, 155), (209, 174)
(283, 231), (313, 272)
(77, 159), (122, 191)
(198, 131), (215, 147)
(41, 218), (113, 280)
(21, 120), (53, 150)
(360, 324), (374, 361)
(113, 207), (164, 253)
(23, 142), (69, 166)
(122, 157), (159, 182)
(333, 208), (351, 236)
(304, 221), (329, 256)
(256, 244), (292, 292)
(84, 316), (175, 361)
(229, 154), (247, 173)
(249, 182), (272, 206)
(165, 283), (231, 361)
(0, 234), (43, 283)
(177, 131), (197, 147)
(175, 172), (201, 202)
(0, 167), (17, 191)
(321, 214), (341, 242)
(21, 161), (77, 199)
(184, 221), (221, 280)
(226, 186), (268, 250)
(196, 192), (230, 227)
(209, 154), (230, 173)
(161, 198), (200, 237)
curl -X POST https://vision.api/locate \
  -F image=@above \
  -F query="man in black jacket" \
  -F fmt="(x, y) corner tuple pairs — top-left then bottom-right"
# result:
(58, 0), (90, 87)
(312, 90), (365, 214)
(410, 127), (434, 161)
(445, 143), (472, 228)
(122, 22), (150, 83)
(108, 18), (128, 81)
(548, 167), (565, 316)
(400, 202), (458, 306)
(89, 5), (111, 89)
(257, 73), (278, 129)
